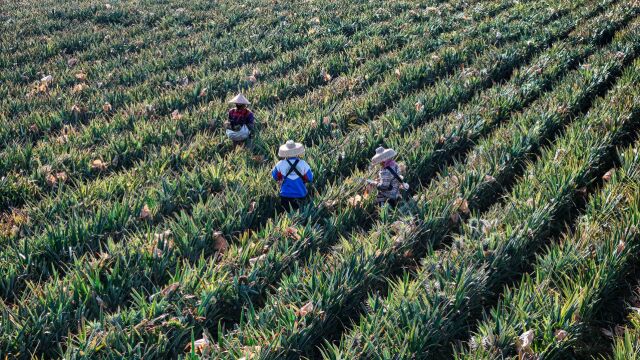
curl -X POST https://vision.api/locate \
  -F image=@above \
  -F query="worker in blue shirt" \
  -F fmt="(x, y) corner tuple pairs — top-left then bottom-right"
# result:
(272, 140), (313, 210)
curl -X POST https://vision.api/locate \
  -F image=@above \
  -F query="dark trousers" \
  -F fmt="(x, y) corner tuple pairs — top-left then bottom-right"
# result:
(376, 197), (399, 207)
(281, 196), (304, 211)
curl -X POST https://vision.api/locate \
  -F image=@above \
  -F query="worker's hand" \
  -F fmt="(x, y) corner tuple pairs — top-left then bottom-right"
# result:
(223, 121), (230, 128)
(366, 182), (376, 191)
(401, 182), (410, 190)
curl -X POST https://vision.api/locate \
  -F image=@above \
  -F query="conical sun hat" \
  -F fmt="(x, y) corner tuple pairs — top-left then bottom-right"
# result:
(229, 93), (250, 105)
(371, 146), (397, 164)
(278, 140), (305, 158)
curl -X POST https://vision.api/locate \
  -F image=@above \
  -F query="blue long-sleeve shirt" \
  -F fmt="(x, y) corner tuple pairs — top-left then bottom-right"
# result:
(271, 158), (313, 198)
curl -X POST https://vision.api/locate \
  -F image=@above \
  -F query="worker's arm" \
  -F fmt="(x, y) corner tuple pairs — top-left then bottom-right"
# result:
(272, 165), (283, 181)
(224, 110), (233, 129)
(303, 168), (313, 183)
(297, 161), (313, 183)
(247, 112), (255, 127)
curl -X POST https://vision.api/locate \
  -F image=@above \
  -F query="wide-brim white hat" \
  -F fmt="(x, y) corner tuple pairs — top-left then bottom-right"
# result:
(278, 140), (305, 158)
(371, 146), (397, 164)
(229, 93), (250, 105)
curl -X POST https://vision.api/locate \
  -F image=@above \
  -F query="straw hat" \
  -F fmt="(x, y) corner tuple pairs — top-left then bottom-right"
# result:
(371, 146), (397, 164)
(278, 140), (305, 158)
(229, 93), (250, 105)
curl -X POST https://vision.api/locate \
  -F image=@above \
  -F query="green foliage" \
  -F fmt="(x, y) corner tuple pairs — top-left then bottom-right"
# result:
(2, 0), (640, 358)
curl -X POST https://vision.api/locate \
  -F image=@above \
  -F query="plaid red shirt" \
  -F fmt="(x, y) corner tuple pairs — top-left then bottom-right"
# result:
(228, 108), (255, 129)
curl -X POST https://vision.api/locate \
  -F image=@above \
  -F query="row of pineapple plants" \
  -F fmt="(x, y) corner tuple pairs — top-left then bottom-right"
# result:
(323, 24), (640, 360)
(0, 0), (519, 285)
(0, 0), (498, 211)
(0, 0), (234, 69)
(455, 140), (640, 359)
(0, 0), (509, 251)
(11, 0), (536, 244)
(0, 0), (392, 149)
(2, 0), (411, 137)
(2, 0), (462, 157)
(609, 289), (640, 360)
(1, 0), (240, 84)
(40, 1), (627, 356)
(0, 0), (298, 134)
(0, 0), (563, 307)
(0, 0), (475, 213)
(0, 0), (528, 354)
(218, 14), (640, 359)
(0, 0), (588, 354)
(0, 0), (450, 170)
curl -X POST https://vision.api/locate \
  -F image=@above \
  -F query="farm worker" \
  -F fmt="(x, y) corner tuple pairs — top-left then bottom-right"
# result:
(272, 140), (314, 210)
(225, 93), (255, 142)
(367, 146), (408, 206)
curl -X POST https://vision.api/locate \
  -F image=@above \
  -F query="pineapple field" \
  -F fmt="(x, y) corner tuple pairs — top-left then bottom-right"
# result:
(3, 0), (640, 358)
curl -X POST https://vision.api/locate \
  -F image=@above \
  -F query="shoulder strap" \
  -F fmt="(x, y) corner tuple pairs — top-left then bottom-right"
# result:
(285, 159), (306, 181)
(385, 166), (403, 183)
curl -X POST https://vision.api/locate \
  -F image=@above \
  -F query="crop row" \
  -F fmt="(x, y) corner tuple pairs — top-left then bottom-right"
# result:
(0, 0), (248, 68)
(2, 0), (512, 248)
(0, 0), (564, 308)
(455, 144), (640, 359)
(0, 0), (524, 354)
(0, 0), (393, 147)
(610, 296), (640, 360)
(1, 0), (291, 118)
(0, 0), (499, 210)
(0, 0), (524, 300)
(325, 26), (640, 358)
(0, 0), (596, 356)
(234, 15), (640, 358)
(50, 0), (636, 356)
(1, 0), (238, 77)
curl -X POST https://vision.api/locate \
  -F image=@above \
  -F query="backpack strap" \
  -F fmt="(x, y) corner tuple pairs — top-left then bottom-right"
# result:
(285, 159), (307, 182)
(386, 166), (403, 183)
(384, 166), (403, 190)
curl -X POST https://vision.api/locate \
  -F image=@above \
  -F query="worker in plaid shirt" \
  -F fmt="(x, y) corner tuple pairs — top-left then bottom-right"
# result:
(367, 146), (407, 206)
(225, 93), (255, 143)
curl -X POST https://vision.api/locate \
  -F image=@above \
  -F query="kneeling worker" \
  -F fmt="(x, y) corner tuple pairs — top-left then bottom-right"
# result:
(225, 93), (255, 143)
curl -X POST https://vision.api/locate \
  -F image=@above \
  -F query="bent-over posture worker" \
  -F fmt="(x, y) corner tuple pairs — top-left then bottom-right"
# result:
(272, 140), (313, 210)
(368, 146), (406, 206)
(225, 93), (255, 142)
